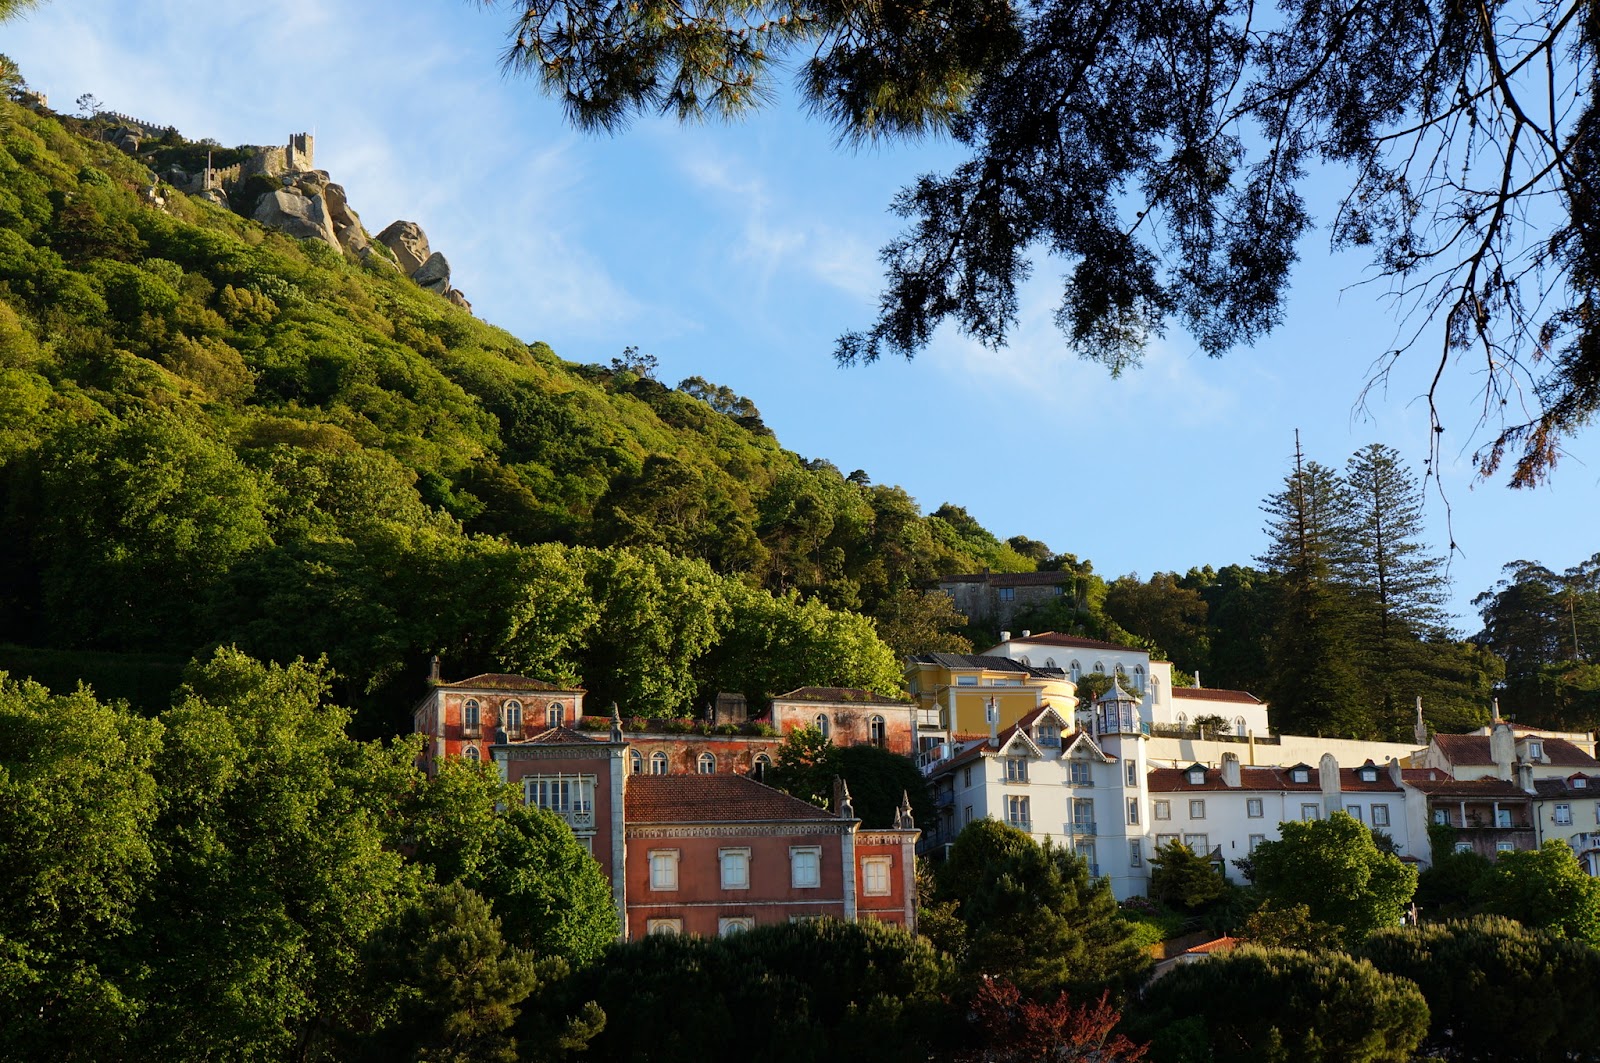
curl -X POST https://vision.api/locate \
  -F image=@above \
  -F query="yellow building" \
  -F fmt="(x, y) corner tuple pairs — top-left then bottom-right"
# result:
(905, 653), (1077, 736)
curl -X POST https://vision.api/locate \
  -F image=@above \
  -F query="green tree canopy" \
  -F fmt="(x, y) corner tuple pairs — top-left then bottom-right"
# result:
(1129, 946), (1429, 1063)
(1249, 811), (1417, 944)
(1148, 841), (1226, 913)
(1475, 840), (1600, 945)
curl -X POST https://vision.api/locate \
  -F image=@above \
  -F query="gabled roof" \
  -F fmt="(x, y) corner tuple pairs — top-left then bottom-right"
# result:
(998, 727), (1043, 758)
(1148, 764), (1400, 793)
(1172, 687), (1264, 705)
(438, 673), (577, 692)
(625, 774), (841, 823)
(773, 686), (913, 706)
(1534, 775), (1600, 799)
(1063, 731), (1113, 762)
(517, 725), (602, 745)
(1434, 733), (1600, 768)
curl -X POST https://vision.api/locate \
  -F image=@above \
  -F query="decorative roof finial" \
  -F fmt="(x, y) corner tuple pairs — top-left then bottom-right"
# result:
(610, 702), (623, 744)
(894, 790), (916, 830)
(1413, 695), (1427, 747)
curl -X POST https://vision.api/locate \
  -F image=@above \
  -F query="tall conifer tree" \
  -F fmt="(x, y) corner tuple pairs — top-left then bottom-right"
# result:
(1259, 435), (1364, 736)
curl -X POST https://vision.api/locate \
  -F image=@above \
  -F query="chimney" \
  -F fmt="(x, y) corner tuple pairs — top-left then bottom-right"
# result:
(1319, 753), (1344, 814)
(987, 697), (999, 747)
(1387, 757), (1404, 787)
(1001, 630), (1011, 643)
(1517, 762), (1535, 794)
(1022, 629), (1031, 638)
(1194, 670), (1201, 689)
(1491, 722), (1515, 781)
(428, 654), (442, 683)
(1221, 752), (1241, 788)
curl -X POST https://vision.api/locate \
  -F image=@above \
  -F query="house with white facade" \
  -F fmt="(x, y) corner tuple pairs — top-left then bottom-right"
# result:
(1533, 773), (1600, 874)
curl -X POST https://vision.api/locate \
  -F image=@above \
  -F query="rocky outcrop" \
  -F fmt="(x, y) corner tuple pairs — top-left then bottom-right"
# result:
(411, 252), (451, 294)
(253, 188), (340, 250)
(375, 221), (431, 275)
(447, 289), (472, 311)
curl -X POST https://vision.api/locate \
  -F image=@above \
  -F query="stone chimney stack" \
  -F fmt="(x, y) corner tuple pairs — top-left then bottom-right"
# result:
(1319, 753), (1344, 814)
(1001, 630), (1011, 644)
(1221, 751), (1242, 788)
(1491, 722), (1516, 781)
(428, 654), (441, 684)
(987, 697), (999, 747)
(1517, 761), (1536, 794)
(1413, 695), (1428, 747)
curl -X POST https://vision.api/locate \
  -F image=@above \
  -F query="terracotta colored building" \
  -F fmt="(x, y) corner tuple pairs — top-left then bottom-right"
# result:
(414, 670), (922, 939)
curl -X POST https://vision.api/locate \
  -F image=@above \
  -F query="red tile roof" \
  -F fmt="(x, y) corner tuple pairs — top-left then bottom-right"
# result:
(1405, 776), (1533, 798)
(1534, 776), (1600, 798)
(1172, 687), (1264, 705)
(1185, 936), (1240, 955)
(774, 687), (913, 706)
(625, 774), (841, 823)
(518, 725), (602, 745)
(1433, 733), (1599, 768)
(1148, 765), (1399, 793)
(439, 673), (577, 692)
(1002, 631), (1139, 652)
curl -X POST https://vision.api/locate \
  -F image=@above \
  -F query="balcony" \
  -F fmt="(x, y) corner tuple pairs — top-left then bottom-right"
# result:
(551, 806), (596, 832)
(1008, 820), (1033, 833)
(916, 708), (944, 729)
(1069, 820), (1098, 836)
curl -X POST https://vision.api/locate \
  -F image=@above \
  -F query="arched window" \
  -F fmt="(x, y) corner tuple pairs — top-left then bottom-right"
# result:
(464, 745), (480, 761)
(1176, 713), (1188, 730)
(815, 714), (831, 739)
(630, 750), (643, 775)
(1070, 661), (1081, 681)
(1045, 657), (1057, 668)
(753, 752), (771, 780)
(1132, 666), (1145, 693)
(546, 701), (565, 728)
(698, 752), (716, 774)
(463, 699), (481, 732)
(1235, 716), (1247, 736)
(1115, 663), (1127, 678)
(650, 751), (669, 775)
(504, 700), (522, 733)
(1018, 655), (1031, 666)
(869, 715), (886, 747)
(1093, 661), (1106, 674)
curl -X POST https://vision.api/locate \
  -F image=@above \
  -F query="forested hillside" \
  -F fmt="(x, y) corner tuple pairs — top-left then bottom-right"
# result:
(0, 94), (1036, 732)
(0, 85), (1592, 742)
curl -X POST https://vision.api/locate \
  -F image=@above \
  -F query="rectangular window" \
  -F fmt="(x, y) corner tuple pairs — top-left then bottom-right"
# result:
(1183, 833), (1209, 853)
(1347, 804), (1363, 822)
(862, 856), (893, 896)
(962, 766), (972, 787)
(1037, 725), (1060, 747)
(719, 847), (751, 890)
(1006, 758), (1029, 782)
(1301, 803), (1321, 821)
(649, 849), (679, 891)
(1246, 797), (1264, 819)
(1434, 808), (1451, 826)
(1371, 804), (1391, 827)
(790, 846), (822, 889)
(718, 917), (752, 936)
(647, 918), (682, 936)
(963, 805), (974, 825)
(958, 676), (978, 686)
(1248, 833), (1266, 852)
(1007, 795), (1031, 831)
(1125, 759), (1138, 787)
(524, 775), (596, 818)
(1189, 799), (1206, 819)
(1156, 833), (1180, 849)
(1556, 804), (1574, 826)
(1455, 841), (1474, 854)
(1070, 760), (1092, 785)
(1497, 841), (1515, 853)
(1127, 797), (1140, 825)
(1496, 808), (1513, 828)
(999, 587), (1015, 601)
(1154, 800), (1171, 820)
(1129, 840), (1143, 867)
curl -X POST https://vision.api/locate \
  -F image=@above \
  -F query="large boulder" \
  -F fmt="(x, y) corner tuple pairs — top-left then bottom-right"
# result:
(375, 220), (431, 275)
(447, 288), (472, 312)
(411, 251), (451, 294)
(253, 188), (340, 249)
(323, 183), (371, 254)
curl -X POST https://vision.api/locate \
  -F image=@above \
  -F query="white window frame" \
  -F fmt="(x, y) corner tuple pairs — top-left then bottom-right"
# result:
(815, 714), (831, 739)
(1189, 798), (1206, 819)
(504, 699), (523, 733)
(649, 751), (669, 775)
(1248, 833), (1266, 852)
(870, 714), (886, 746)
(1183, 833), (1209, 852)
(1154, 799), (1171, 820)
(1347, 804), (1363, 822)
(1371, 803), (1391, 827)
(1125, 759), (1137, 787)
(1006, 795), (1031, 830)
(1555, 803), (1574, 826)
(718, 916), (752, 936)
(1246, 797), (1264, 818)
(719, 847), (751, 890)
(647, 918), (682, 936)
(1129, 840), (1143, 867)
(1070, 760), (1092, 786)
(1301, 803), (1321, 821)
(698, 752), (716, 774)
(790, 845), (822, 889)
(1127, 797), (1140, 825)
(649, 849), (680, 891)
(1006, 757), (1029, 783)
(862, 856), (893, 896)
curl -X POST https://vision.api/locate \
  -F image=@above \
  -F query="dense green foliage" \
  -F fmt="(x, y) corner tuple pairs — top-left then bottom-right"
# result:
(766, 725), (933, 828)
(1475, 555), (1600, 731)
(1248, 812), (1417, 944)
(1363, 917), (1600, 1063)
(1148, 841), (1226, 913)
(0, 652), (618, 1061)
(521, 919), (956, 1062)
(1129, 946), (1429, 1063)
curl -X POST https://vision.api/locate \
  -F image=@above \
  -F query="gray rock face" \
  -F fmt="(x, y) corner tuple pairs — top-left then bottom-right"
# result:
(411, 251), (451, 294)
(375, 220), (431, 275)
(447, 288), (472, 311)
(253, 188), (340, 249)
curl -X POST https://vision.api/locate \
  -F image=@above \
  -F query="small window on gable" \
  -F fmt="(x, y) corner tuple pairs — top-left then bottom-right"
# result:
(1018, 655), (1030, 666)
(1529, 741), (1545, 760)
(1006, 757), (1029, 783)
(1187, 767), (1206, 786)
(698, 752), (716, 774)
(870, 715), (886, 746)
(1070, 759), (1092, 785)
(1576, 777), (1589, 789)
(650, 751), (669, 775)
(1291, 767), (1310, 783)
(1359, 766), (1377, 782)
(815, 714), (831, 739)
(1036, 723), (1060, 747)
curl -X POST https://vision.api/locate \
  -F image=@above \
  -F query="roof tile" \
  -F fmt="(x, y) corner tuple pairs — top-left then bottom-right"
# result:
(625, 774), (841, 823)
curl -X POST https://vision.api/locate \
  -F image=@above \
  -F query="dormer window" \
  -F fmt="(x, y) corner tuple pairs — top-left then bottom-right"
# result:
(1036, 724), (1060, 748)
(1291, 768), (1310, 783)
(1358, 767), (1378, 782)
(1187, 767), (1206, 785)
(1529, 741), (1545, 761)
(1576, 777), (1589, 789)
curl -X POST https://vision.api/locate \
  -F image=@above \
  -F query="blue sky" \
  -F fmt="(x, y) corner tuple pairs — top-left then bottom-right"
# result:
(7, 0), (1597, 628)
